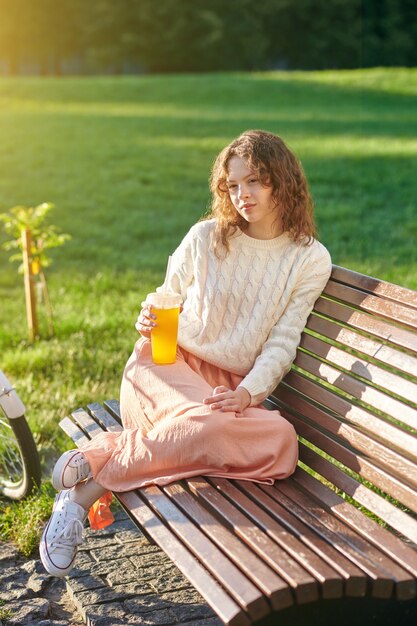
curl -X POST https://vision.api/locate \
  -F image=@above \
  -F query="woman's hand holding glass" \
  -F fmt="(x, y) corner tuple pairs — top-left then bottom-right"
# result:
(135, 302), (157, 338)
(136, 302), (184, 338)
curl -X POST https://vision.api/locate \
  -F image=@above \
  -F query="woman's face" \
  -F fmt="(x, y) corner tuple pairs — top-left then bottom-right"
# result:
(226, 156), (281, 239)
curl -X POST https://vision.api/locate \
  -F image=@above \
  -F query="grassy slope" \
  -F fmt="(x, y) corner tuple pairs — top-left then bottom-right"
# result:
(0, 68), (416, 467)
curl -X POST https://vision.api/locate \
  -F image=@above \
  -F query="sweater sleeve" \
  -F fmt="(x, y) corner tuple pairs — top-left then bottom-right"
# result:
(238, 242), (332, 406)
(156, 224), (197, 300)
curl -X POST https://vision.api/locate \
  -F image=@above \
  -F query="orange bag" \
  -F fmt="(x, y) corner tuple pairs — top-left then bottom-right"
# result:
(88, 491), (114, 530)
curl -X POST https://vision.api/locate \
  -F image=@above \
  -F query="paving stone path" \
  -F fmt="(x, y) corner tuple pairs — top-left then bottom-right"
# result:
(1, 509), (222, 626)
(0, 541), (83, 625)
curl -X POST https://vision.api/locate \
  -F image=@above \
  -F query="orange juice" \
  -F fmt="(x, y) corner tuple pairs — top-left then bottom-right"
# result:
(146, 292), (182, 365)
(151, 307), (180, 364)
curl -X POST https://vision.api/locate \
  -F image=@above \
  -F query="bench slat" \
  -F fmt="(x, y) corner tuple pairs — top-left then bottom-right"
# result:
(162, 482), (291, 610)
(299, 333), (417, 411)
(285, 472), (416, 595)
(279, 373), (417, 468)
(330, 266), (417, 311)
(87, 402), (123, 432)
(211, 479), (345, 599)
(118, 489), (251, 626)
(103, 399), (123, 424)
(139, 484), (270, 621)
(269, 480), (395, 599)
(296, 346), (417, 432)
(306, 314), (417, 378)
(323, 281), (417, 330)
(294, 413), (417, 520)
(70, 408), (105, 438)
(187, 477), (319, 605)
(291, 469), (417, 600)
(205, 477), (343, 600)
(59, 416), (90, 447)
(314, 297), (417, 353)
(273, 385), (417, 504)
(298, 444), (417, 539)
(296, 447), (417, 570)
(233, 480), (368, 598)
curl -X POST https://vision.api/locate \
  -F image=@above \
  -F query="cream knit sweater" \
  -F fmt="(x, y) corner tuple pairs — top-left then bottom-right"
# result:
(158, 219), (332, 406)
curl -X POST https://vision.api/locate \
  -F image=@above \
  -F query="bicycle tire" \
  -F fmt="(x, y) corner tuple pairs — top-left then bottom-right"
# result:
(0, 414), (41, 500)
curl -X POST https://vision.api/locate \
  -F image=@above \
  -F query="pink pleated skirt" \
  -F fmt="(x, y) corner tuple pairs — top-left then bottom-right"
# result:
(81, 338), (298, 492)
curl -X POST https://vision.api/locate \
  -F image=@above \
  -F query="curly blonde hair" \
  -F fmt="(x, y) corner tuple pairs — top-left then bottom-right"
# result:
(205, 130), (317, 256)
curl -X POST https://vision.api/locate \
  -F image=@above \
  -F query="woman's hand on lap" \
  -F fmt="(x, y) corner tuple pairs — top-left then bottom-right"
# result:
(203, 385), (251, 415)
(135, 302), (156, 338)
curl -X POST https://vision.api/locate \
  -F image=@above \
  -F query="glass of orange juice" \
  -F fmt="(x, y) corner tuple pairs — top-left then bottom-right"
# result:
(146, 292), (182, 364)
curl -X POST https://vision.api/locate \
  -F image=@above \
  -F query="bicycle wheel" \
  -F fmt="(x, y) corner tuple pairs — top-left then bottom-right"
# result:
(0, 414), (41, 500)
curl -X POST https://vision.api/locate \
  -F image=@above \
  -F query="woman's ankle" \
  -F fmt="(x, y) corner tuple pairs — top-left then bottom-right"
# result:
(69, 479), (107, 510)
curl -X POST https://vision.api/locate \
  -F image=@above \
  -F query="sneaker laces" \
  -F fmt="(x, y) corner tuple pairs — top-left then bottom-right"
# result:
(50, 516), (84, 554)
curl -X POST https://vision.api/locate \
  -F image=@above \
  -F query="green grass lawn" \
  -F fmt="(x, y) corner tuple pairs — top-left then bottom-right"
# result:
(0, 67), (416, 472)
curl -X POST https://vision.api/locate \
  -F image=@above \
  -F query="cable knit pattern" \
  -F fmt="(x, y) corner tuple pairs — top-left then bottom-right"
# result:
(157, 219), (332, 406)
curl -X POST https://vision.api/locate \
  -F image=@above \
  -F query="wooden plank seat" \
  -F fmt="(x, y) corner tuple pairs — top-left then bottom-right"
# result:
(60, 265), (417, 626)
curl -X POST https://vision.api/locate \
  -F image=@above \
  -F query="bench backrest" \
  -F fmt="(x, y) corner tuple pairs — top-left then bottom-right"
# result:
(269, 265), (417, 544)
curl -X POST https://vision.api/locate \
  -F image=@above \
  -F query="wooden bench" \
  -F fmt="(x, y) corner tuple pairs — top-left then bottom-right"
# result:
(60, 265), (417, 626)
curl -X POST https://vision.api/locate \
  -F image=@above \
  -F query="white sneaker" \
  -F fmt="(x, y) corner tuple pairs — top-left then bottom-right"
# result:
(40, 489), (87, 577)
(52, 449), (91, 490)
